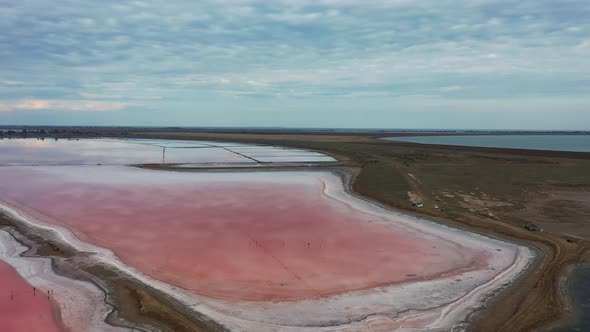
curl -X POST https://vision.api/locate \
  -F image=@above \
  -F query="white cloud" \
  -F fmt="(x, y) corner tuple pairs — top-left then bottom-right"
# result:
(79, 92), (162, 100)
(0, 80), (25, 86)
(0, 99), (134, 112)
(439, 85), (468, 92)
(0, 0), (588, 127)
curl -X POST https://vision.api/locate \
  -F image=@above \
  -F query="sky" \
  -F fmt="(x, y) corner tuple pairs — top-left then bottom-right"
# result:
(1, 0), (589, 129)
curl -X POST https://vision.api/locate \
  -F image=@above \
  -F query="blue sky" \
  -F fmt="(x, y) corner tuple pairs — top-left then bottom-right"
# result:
(1, 0), (589, 129)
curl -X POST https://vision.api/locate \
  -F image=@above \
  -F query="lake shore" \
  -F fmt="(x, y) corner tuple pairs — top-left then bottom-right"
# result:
(0, 163), (537, 331)
(383, 135), (590, 153)
(0, 228), (125, 332)
(123, 129), (588, 331)
(0, 129), (587, 331)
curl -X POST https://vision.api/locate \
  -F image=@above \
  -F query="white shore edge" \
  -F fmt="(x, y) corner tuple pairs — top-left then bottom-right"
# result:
(0, 229), (129, 332)
(0, 166), (536, 332)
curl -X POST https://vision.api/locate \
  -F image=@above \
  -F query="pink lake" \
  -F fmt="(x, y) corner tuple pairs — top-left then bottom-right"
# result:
(0, 260), (63, 332)
(0, 166), (485, 302)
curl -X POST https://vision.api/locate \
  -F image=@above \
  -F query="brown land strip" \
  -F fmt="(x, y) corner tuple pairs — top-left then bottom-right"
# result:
(0, 214), (228, 332)
(124, 130), (589, 332)
(4, 126), (582, 138)
(2, 128), (589, 331)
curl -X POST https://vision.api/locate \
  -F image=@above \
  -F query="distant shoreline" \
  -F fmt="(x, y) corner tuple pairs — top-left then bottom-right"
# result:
(0, 125), (588, 137)
(0, 128), (588, 331)
(382, 134), (590, 153)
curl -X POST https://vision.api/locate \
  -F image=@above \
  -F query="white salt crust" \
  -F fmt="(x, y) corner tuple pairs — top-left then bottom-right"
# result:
(0, 167), (535, 331)
(0, 230), (129, 332)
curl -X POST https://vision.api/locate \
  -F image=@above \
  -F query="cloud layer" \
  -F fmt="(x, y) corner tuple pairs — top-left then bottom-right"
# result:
(0, 0), (589, 128)
(0, 99), (133, 112)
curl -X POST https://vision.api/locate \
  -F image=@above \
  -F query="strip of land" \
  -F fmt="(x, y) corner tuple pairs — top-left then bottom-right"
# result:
(125, 129), (590, 331)
(0, 165), (535, 331)
(1, 128), (588, 331)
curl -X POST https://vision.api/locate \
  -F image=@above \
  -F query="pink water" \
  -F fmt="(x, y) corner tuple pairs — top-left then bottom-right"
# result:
(0, 166), (484, 301)
(0, 260), (63, 332)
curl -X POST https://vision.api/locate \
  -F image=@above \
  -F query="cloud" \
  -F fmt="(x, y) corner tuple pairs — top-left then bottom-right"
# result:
(0, 80), (25, 86)
(78, 92), (162, 100)
(439, 86), (470, 93)
(0, 0), (588, 127)
(0, 99), (134, 112)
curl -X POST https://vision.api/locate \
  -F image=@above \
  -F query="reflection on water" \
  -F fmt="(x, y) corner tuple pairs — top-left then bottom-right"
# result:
(0, 139), (163, 165)
(0, 138), (335, 166)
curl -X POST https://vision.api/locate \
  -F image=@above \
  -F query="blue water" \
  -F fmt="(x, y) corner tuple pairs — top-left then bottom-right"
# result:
(384, 135), (590, 153)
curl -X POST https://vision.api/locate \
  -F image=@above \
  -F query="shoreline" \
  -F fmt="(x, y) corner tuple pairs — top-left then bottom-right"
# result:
(0, 206), (226, 332)
(0, 228), (125, 332)
(0, 133), (587, 331)
(0, 161), (537, 331)
(543, 259), (590, 331)
(380, 139), (590, 160)
(335, 167), (545, 330)
(122, 131), (588, 331)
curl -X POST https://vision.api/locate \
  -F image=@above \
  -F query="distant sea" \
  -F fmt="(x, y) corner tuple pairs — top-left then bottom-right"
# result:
(384, 135), (590, 153)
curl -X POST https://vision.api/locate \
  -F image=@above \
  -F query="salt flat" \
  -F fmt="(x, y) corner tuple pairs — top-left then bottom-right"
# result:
(0, 138), (335, 166)
(0, 138), (534, 331)
(0, 230), (124, 332)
